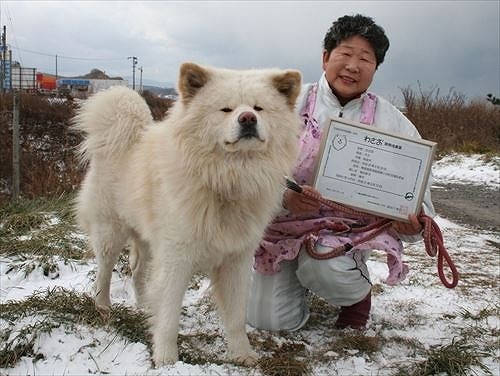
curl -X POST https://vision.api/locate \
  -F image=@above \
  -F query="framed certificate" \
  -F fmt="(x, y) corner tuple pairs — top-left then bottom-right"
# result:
(313, 117), (436, 222)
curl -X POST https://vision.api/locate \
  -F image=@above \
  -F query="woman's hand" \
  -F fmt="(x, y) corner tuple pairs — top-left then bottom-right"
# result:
(283, 185), (322, 214)
(392, 214), (422, 235)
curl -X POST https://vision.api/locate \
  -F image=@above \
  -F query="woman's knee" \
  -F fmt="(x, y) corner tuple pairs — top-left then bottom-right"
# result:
(297, 251), (372, 307)
(247, 261), (309, 331)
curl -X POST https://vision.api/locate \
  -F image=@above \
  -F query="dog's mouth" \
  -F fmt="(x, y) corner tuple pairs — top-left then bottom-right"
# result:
(224, 126), (266, 145)
(224, 133), (265, 145)
(240, 126), (259, 139)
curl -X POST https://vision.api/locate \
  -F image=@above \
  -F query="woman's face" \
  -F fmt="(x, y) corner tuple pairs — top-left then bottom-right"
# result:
(322, 35), (377, 105)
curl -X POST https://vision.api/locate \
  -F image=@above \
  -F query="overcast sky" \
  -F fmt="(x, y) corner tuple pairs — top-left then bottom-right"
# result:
(1, 1), (499, 104)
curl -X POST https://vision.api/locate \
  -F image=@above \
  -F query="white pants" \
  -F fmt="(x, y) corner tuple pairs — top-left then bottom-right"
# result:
(247, 245), (372, 331)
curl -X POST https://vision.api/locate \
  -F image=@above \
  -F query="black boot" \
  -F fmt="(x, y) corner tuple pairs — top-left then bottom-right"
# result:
(334, 291), (371, 329)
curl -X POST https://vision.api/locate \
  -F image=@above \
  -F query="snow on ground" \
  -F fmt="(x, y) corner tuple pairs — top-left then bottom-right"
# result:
(432, 153), (499, 188)
(1, 154), (499, 375)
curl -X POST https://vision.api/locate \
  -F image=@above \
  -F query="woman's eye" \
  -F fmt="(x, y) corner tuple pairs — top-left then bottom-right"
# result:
(221, 108), (233, 113)
(253, 106), (263, 111)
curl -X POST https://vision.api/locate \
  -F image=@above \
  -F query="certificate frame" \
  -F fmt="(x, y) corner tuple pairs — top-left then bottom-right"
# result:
(313, 117), (436, 222)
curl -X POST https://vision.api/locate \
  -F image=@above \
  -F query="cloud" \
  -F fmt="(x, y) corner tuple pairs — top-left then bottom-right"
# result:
(2, 1), (499, 102)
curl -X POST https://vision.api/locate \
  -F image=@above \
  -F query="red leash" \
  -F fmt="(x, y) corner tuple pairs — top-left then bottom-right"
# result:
(418, 214), (459, 288)
(286, 178), (459, 288)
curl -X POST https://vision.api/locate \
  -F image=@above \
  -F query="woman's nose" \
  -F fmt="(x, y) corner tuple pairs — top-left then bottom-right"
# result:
(345, 58), (360, 72)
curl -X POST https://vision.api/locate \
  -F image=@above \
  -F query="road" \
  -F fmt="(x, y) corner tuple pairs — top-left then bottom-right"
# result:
(431, 183), (500, 232)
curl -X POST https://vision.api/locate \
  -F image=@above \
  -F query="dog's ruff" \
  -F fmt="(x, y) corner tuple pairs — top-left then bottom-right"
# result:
(74, 62), (301, 367)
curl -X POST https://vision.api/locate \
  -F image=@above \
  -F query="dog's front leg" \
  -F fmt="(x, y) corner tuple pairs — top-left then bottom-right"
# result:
(147, 259), (193, 367)
(211, 251), (258, 366)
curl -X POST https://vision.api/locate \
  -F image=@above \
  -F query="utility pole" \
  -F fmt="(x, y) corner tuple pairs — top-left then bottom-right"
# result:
(128, 56), (138, 90)
(12, 89), (20, 200)
(1, 25), (6, 94)
(2, 23), (19, 199)
(138, 66), (143, 93)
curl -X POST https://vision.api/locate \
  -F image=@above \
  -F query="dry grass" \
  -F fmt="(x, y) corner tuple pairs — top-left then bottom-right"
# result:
(0, 287), (151, 368)
(141, 90), (174, 120)
(0, 194), (89, 276)
(327, 333), (381, 355)
(402, 85), (500, 156)
(257, 340), (311, 376)
(395, 337), (494, 376)
(0, 91), (173, 202)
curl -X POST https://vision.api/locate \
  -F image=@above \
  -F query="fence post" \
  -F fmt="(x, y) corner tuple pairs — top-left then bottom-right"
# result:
(12, 89), (20, 200)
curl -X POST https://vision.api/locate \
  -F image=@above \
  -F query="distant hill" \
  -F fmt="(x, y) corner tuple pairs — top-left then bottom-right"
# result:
(40, 69), (123, 80)
(77, 69), (123, 80)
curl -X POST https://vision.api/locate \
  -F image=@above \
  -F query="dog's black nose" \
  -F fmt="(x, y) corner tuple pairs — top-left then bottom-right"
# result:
(238, 111), (257, 127)
(238, 111), (258, 139)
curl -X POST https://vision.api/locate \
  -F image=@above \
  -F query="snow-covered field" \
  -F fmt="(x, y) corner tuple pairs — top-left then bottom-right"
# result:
(1, 153), (499, 376)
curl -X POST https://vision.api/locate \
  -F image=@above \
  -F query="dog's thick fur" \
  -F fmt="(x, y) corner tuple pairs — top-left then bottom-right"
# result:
(74, 63), (301, 366)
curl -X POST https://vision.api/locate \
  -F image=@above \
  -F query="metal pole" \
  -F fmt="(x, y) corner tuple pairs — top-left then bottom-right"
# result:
(139, 66), (143, 93)
(12, 89), (20, 199)
(132, 61), (135, 90)
(128, 56), (137, 90)
(1, 25), (6, 94)
(132, 57), (136, 90)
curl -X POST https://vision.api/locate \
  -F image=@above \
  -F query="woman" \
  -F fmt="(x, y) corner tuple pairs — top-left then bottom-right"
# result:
(247, 14), (434, 331)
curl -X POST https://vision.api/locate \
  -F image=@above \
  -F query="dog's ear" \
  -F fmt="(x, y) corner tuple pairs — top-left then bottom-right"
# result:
(178, 63), (210, 104)
(272, 70), (302, 108)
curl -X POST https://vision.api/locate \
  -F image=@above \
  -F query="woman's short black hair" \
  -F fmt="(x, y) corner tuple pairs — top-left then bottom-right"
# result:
(323, 14), (390, 67)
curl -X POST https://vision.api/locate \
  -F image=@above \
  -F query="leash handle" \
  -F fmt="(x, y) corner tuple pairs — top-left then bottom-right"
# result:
(419, 214), (459, 288)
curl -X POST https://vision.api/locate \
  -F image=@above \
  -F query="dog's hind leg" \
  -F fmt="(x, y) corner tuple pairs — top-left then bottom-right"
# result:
(211, 252), (259, 366)
(90, 223), (128, 317)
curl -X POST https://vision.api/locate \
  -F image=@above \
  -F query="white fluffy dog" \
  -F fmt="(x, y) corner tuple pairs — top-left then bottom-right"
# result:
(74, 63), (301, 366)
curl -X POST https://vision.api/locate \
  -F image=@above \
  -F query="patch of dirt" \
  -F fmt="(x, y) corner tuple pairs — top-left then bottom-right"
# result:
(431, 183), (500, 232)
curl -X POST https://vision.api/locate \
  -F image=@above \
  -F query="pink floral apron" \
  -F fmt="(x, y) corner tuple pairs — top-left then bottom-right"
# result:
(254, 85), (409, 286)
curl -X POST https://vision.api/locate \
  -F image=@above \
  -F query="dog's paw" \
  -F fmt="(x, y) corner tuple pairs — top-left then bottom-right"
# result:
(95, 303), (111, 321)
(230, 350), (259, 366)
(152, 345), (178, 368)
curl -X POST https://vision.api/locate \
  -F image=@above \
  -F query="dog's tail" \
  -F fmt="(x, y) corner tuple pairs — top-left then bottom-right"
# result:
(73, 86), (153, 162)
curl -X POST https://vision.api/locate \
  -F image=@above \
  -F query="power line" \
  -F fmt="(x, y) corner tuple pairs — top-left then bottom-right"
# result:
(11, 45), (126, 62)
(2, 0), (22, 66)
(1, 1), (126, 70)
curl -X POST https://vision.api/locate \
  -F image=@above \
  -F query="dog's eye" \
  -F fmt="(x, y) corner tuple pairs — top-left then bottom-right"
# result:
(253, 106), (263, 112)
(221, 108), (233, 113)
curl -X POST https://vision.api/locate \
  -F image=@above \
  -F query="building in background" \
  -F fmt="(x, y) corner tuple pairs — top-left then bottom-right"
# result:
(56, 78), (90, 98)
(11, 64), (36, 91)
(36, 73), (57, 92)
(55, 77), (128, 98)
